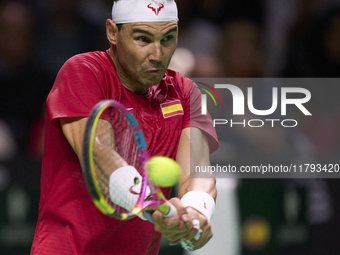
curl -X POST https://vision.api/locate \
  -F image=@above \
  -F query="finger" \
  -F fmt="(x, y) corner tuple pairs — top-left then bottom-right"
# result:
(153, 198), (191, 229)
(158, 223), (194, 241)
(194, 233), (213, 250)
(159, 218), (196, 244)
(154, 198), (195, 242)
(168, 197), (191, 226)
(192, 218), (203, 240)
(180, 218), (212, 251)
(179, 223), (202, 251)
(191, 224), (213, 250)
(152, 209), (180, 227)
(167, 232), (199, 247)
(181, 217), (201, 241)
(163, 198), (192, 231)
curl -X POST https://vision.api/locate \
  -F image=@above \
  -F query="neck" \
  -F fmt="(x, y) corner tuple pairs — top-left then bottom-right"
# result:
(108, 47), (149, 95)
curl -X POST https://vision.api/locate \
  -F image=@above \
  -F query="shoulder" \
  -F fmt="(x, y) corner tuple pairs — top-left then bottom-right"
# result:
(55, 51), (117, 84)
(63, 51), (111, 71)
(68, 51), (109, 62)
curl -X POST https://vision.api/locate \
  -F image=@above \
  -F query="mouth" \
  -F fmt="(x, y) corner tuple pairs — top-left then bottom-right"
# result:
(146, 69), (163, 76)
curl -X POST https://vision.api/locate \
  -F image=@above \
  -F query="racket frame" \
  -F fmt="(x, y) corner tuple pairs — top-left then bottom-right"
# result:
(82, 100), (171, 220)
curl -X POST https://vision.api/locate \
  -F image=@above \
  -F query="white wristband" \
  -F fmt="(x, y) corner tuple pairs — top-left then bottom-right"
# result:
(109, 166), (150, 220)
(181, 190), (215, 222)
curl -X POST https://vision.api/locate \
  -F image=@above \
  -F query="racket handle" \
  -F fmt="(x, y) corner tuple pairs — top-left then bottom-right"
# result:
(163, 201), (177, 217)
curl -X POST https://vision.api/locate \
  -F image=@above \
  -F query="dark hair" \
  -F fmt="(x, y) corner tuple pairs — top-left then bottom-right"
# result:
(116, 24), (123, 31)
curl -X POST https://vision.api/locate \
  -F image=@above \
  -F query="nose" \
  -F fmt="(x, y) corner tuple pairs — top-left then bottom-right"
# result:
(148, 42), (162, 62)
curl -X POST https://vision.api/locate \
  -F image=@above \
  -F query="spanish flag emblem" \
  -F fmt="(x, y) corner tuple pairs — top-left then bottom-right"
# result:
(160, 100), (184, 118)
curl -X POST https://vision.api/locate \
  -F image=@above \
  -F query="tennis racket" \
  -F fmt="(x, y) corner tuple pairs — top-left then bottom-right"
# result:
(82, 100), (201, 251)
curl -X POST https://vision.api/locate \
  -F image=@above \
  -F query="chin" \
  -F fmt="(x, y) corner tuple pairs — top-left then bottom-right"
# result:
(145, 76), (164, 86)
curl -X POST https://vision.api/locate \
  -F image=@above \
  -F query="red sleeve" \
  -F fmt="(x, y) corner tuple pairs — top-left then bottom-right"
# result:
(182, 79), (219, 154)
(46, 52), (115, 129)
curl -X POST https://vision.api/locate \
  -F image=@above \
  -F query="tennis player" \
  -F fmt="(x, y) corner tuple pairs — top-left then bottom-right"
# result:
(31, 0), (219, 254)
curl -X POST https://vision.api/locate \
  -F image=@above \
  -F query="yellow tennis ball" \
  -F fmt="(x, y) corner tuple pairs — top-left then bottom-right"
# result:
(147, 156), (182, 187)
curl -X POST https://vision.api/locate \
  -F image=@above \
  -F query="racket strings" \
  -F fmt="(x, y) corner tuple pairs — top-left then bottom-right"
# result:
(93, 107), (141, 214)
(111, 109), (140, 169)
(110, 109), (141, 211)
(92, 122), (115, 207)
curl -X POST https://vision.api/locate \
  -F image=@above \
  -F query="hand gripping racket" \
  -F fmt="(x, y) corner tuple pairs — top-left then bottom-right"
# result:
(82, 100), (201, 251)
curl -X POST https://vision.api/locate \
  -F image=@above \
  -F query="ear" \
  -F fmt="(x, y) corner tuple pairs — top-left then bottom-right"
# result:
(106, 19), (119, 45)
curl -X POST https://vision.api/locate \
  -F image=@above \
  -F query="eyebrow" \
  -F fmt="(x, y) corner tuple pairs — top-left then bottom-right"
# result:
(131, 27), (178, 37)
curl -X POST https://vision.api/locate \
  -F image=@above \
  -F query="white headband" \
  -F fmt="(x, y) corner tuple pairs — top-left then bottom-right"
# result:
(112, 0), (178, 24)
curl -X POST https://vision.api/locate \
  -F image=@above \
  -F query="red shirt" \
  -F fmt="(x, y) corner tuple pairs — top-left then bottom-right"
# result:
(31, 51), (218, 255)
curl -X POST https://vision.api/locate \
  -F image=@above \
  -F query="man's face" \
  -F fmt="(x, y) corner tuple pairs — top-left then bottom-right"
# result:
(114, 21), (178, 89)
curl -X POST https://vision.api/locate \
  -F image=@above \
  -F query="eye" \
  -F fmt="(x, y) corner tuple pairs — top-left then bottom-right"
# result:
(162, 35), (174, 42)
(136, 36), (151, 44)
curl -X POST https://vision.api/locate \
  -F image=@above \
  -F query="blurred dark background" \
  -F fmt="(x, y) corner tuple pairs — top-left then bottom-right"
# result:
(0, 0), (339, 254)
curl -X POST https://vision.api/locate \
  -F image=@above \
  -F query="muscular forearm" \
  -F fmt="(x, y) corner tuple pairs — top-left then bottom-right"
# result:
(176, 127), (216, 200)
(178, 177), (216, 201)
